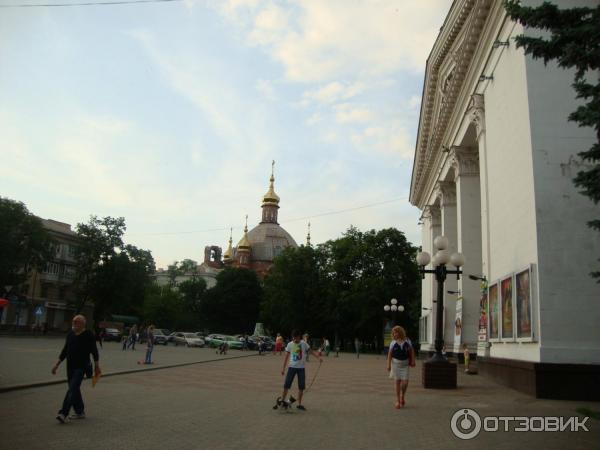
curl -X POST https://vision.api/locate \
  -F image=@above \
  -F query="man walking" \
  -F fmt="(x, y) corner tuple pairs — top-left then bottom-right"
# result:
(52, 314), (101, 423)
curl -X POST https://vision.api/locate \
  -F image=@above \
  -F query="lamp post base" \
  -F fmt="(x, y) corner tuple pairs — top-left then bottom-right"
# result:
(422, 360), (457, 389)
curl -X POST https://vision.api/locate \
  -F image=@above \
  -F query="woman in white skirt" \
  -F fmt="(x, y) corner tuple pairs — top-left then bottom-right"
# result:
(386, 325), (413, 409)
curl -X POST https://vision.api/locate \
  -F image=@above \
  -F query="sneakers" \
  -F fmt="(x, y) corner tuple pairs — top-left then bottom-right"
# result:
(297, 405), (306, 411)
(56, 413), (69, 424)
(69, 413), (86, 420)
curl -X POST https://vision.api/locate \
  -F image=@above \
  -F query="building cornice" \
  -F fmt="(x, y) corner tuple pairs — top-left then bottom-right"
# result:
(410, 0), (493, 208)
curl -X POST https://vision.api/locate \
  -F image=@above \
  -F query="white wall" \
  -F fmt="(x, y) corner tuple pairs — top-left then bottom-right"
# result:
(525, 50), (600, 364)
(483, 26), (541, 361)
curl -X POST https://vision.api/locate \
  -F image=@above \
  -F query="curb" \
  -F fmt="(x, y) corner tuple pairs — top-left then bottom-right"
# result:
(0, 352), (258, 394)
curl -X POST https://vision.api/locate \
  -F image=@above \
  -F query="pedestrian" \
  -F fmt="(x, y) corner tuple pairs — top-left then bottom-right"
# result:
(302, 333), (310, 362)
(324, 337), (331, 357)
(257, 337), (264, 355)
(354, 337), (361, 359)
(463, 343), (470, 373)
(279, 330), (323, 411)
(274, 333), (284, 355)
(127, 324), (137, 350)
(144, 325), (155, 364)
(243, 334), (249, 351)
(51, 314), (101, 423)
(386, 325), (414, 409)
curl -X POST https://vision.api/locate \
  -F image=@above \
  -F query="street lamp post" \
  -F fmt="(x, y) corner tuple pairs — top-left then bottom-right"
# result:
(383, 298), (405, 326)
(416, 235), (465, 389)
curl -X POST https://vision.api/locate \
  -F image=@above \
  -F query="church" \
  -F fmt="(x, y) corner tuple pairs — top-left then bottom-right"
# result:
(221, 163), (299, 278)
(410, 0), (600, 400)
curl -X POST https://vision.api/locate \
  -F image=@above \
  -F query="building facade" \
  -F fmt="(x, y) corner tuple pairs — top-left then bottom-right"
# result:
(1, 219), (91, 332)
(410, 0), (600, 399)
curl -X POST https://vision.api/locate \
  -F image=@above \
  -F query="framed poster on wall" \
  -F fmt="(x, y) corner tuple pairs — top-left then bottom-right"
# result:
(501, 276), (514, 340)
(478, 282), (488, 342)
(516, 267), (533, 340)
(488, 282), (499, 340)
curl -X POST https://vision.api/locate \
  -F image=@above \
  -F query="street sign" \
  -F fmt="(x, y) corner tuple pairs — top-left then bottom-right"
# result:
(35, 306), (44, 316)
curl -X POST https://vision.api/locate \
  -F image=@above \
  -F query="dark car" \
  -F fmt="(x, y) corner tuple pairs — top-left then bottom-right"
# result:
(153, 328), (170, 345)
(247, 335), (274, 351)
(103, 328), (121, 342)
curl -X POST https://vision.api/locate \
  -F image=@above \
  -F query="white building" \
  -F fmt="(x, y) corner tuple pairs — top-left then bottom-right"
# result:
(410, 0), (600, 399)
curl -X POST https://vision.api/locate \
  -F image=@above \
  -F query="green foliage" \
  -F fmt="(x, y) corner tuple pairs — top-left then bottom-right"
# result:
(262, 227), (421, 348)
(177, 277), (207, 329)
(262, 245), (327, 337)
(73, 216), (156, 317)
(0, 197), (54, 290)
(143, 284), (183, 330)
(505, 0), (600, 280)
(200, 267), (262, 334)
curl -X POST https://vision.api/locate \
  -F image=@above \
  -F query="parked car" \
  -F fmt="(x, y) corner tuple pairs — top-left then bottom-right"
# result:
(152, 328), (170, 345)
(208, 334), (243, 350)
(248, 335), (274, 351)
(172, 332), (205, 347)
(103, 328), (121, 342)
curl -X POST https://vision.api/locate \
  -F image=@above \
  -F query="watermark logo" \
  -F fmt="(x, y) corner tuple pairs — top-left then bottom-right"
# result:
(451, 409), (482, 440)
(450, 409), (590, 440)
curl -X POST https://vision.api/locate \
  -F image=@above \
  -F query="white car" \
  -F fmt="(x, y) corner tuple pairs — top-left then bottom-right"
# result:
(172, 332), (205, 347)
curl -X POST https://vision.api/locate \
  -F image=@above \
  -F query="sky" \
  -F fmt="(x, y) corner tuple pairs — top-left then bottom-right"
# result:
(0, 0), (452, 269)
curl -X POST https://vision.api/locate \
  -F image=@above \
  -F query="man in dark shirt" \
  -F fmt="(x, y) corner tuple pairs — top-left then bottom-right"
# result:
(52, 314), (101, 423)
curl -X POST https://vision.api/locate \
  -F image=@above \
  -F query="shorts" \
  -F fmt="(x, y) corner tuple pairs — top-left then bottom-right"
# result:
(283, 367), (306, 390)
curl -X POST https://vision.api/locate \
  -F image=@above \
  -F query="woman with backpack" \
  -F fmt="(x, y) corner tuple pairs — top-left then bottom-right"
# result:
(386, 325), (415, 409)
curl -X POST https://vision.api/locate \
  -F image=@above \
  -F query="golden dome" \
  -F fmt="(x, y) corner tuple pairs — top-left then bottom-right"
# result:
(224, 228), (233, 260)
(237, 217), (251, 251)
(262, 160), (280, 205)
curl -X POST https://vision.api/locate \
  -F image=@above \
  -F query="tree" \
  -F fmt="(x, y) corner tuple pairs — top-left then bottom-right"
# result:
(0, 197), (54, 291)
(261, 226), (421, 350)
(261, 245), (327, 337)
(319, 227), (421, 347)
(178, 277), (207, 329)
(505, 0), (600, 280)
(143, 284), (183, 330)
(200, 267), (262, 334)
(73, 216), (126, 313)
(73, 216), (155, 321)
(90, 244), (156, 320)
(179, 259), (198, 274)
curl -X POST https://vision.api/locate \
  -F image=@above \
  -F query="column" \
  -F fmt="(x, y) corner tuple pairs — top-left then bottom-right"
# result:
(437, 181), (458, 353)
(451, 146), (482, 353)
(420, 205), (440, 352)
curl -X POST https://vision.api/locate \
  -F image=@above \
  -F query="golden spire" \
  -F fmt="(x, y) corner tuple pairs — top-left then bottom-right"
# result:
(262, 159), (280, 205)
(237, 215), (251, 250)
(306, 221), (311, 246)
(224, 227), (233, 260)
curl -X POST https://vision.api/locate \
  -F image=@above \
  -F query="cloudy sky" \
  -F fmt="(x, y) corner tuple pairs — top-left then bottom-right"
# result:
(1, 0), (452, 269)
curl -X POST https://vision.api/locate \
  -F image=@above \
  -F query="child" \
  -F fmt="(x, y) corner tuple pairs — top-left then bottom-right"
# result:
(386, 325), (413, 409)
(463, 343), (470, 373)
(279, 330), (323, 411)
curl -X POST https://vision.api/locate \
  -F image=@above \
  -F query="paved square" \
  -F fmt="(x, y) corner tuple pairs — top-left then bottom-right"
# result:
(1, 340), (598, 449)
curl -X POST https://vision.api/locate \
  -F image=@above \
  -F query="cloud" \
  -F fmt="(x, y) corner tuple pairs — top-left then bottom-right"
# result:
(302, 81), (364, 105)
(255, 78), (277, 101)
(351, 121), (414, 159)
(334, 103), (373, 124)
(215, 0), (451, 83)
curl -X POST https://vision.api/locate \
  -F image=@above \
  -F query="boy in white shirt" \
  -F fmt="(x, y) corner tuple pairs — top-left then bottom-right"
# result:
(280, 330), (323, 410)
